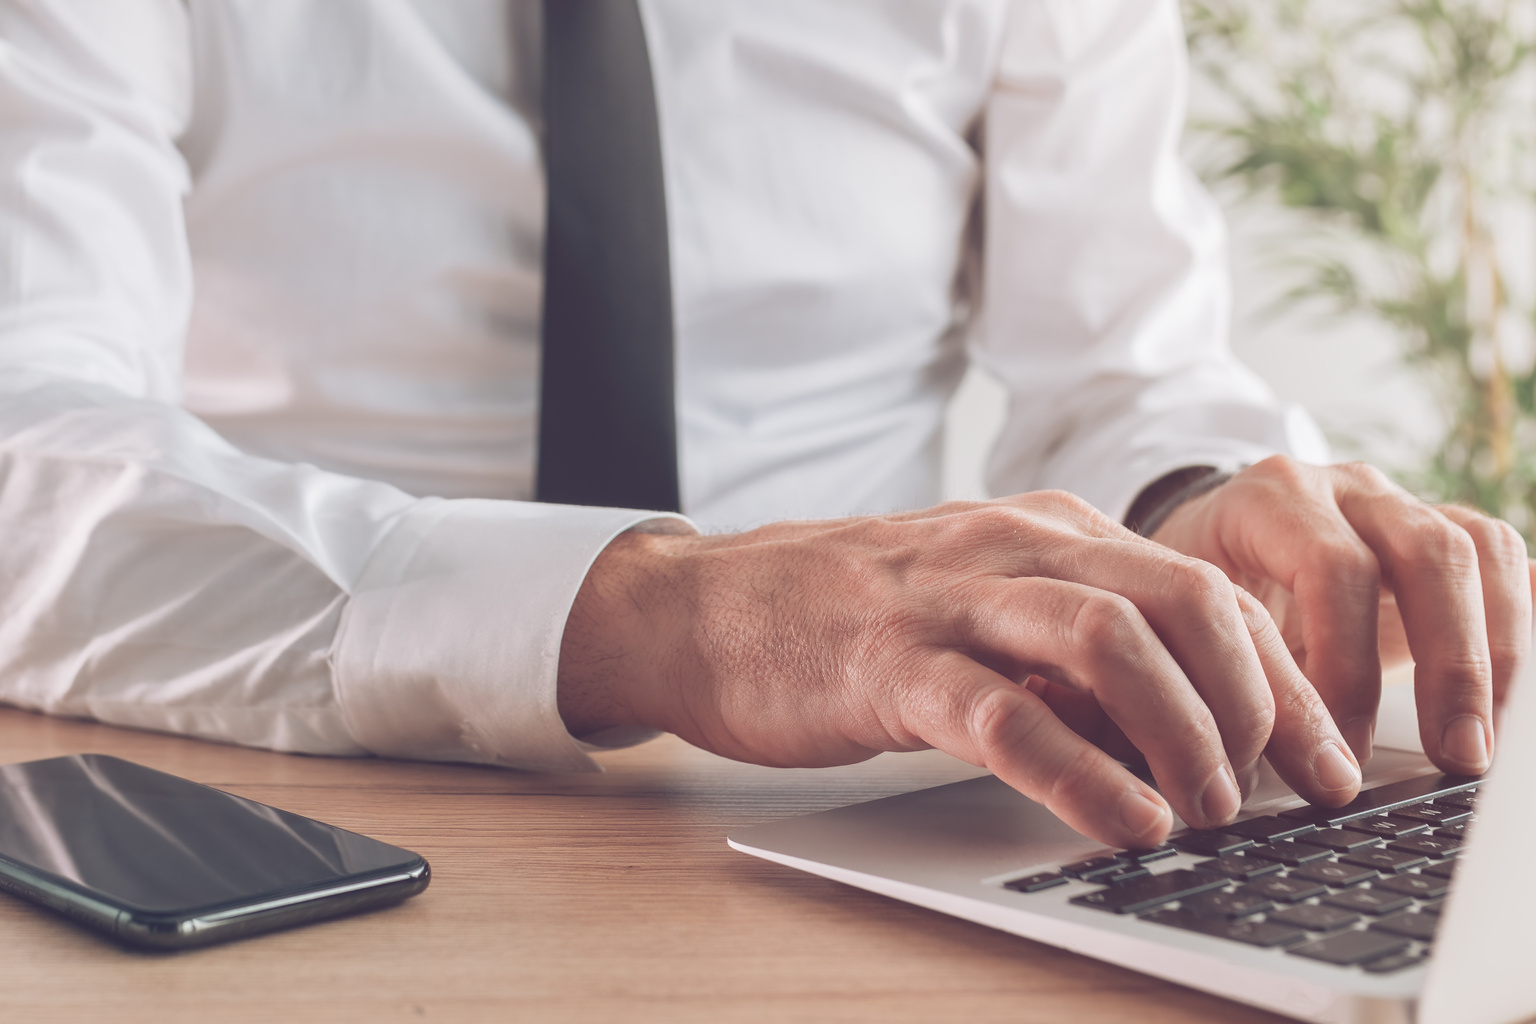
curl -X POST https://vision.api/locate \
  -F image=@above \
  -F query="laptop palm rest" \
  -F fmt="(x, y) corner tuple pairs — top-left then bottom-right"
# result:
(1420, 675), (1536, 1024)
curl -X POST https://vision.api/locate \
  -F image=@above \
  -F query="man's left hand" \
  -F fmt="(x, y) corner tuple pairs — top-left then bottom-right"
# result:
(1151, 456), (1532, 774)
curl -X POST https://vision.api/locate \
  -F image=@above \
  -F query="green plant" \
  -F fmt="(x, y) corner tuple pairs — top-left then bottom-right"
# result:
(1184, 0), (1536, 538)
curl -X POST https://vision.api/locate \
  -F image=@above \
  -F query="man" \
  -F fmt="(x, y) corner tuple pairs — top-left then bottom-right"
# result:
(0, 0), (1526, 850)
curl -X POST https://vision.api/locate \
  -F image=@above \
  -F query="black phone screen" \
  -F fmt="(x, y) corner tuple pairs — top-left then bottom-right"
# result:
(0, 753), (427, 946)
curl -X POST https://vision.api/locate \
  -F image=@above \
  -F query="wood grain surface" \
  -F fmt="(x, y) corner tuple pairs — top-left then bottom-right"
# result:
(0, 707), (1296, 1024)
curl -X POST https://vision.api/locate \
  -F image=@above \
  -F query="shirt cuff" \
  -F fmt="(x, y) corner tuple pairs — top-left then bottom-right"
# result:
(331, 498), (695, 772)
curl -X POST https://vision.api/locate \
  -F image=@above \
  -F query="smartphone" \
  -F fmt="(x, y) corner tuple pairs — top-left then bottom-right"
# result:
(0, 753), (429, 949)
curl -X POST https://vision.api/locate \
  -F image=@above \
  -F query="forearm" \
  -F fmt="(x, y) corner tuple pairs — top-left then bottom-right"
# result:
(0, 374), (382, 752)
(0, 372), (691, 768)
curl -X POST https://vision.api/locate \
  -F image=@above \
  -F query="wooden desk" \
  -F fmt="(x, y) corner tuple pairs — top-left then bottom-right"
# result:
(0, 707), (1292, 1024)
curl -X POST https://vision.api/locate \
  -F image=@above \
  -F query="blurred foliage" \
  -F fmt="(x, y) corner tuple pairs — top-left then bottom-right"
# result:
(1184, 0), (1536, 539)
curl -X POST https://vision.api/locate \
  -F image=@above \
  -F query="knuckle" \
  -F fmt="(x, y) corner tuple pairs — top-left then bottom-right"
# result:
(966, 686), (1031, 761)
(1233, 586), (1276, 630)
(1335, 460), (1390, 488)
(1395, 512), (1478, 573)
(1164, 559), (1237, 619)
(952, 504), (1027, 548)
(1272, 676), (1333, 736)
(1037, 489), (1095, 515)
(1436, 652), (1494, 694)
(1492, 519), (1530, 564)
(1248, 453), (1308, 487)
(1489, 632), (1530, 668)
(1467, 515), (1529, 569)
(927, 499), (980, 518)
(1034, 489), (1118, 531)
(1069, 592), (1144, 649)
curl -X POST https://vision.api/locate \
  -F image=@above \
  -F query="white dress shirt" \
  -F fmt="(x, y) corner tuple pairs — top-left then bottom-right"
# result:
(0, 0), (1326, 770)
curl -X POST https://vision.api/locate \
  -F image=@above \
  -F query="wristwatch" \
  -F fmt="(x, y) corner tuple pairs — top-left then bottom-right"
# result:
(1124, 466), (1235, 539)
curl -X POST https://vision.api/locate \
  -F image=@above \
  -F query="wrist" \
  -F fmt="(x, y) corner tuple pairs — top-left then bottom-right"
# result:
(555, 528), (695, 738)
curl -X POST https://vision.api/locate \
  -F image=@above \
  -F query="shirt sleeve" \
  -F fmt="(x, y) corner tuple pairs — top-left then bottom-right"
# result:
(0, 0), (683, 770)
(975, 0), (1330, 521)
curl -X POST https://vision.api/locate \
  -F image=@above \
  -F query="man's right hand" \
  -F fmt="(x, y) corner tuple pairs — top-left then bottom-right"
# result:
(556, 491), (1360, 849)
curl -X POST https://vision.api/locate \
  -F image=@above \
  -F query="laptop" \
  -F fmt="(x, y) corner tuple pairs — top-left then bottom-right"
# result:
(728, 669), (1536, 1024)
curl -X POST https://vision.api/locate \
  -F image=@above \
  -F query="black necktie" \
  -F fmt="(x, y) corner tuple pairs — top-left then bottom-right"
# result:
(536, 0), (681, 513)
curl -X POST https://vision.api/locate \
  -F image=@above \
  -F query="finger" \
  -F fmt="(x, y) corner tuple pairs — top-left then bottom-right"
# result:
(1213, 459), (1384, 760)
(903, 653), (1173, 848)
(1436, 504), (1531, 722)
(1332, 468), (1493, 774)
(1026, 534), (1277, 793)
(960, 576), (1243, 831)
(1234, 590), (1362, 806)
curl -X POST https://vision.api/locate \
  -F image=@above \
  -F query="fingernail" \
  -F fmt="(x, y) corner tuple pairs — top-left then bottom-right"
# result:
(1313, 741), (1361, 795)
(1343, 715), (1375, 764)
(1199, 765), (1243, 827)
(1439, 715), (1490, 772)
(1119, 789), (1169, 841)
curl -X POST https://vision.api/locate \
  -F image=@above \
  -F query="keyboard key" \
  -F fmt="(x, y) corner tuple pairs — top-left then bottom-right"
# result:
(1266, 903), (1361, 932)
(1292, 827), (1382, 853)
(1423, 861), (1458, 880)
(1102, 866), (1150, 885)
(1341, 816), (1429, 840)
(1388, 802), (1472, 827)
(1143, 909), (1308, 948)
(1370, 910), (1439, 942)
(1167, 831), (1254, 857)
(1341, 848), (1429, 874)
(1291, 861), (1379, 888)
(1434, 822), (1471, 841)
(1244, 841), (1332, 866)
(1070, 869), (1228, 915)
(1325, 888), (1414, 915)
(1004, 871), (1066, 893)
(1363, 950), (1429, 974)
(1288, 929), (1411, 966)
(1180, 888), (1274, 918)
(1117, 845), (1177, 865)
(1278, 775), (1480, 828)
(1241, 875), (1329, 903)
(1194, 853), (1286, 880)
(1434, 788), (1478, 810)
(1387, 834), (1460, 859)
(1061, 855), (1124, 880)
(1373, 873), (1451, 900)
(1221, 815), (1317, 842)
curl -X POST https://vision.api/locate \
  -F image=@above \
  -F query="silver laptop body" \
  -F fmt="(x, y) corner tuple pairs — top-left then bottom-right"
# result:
(728, 675), (1536, 1024)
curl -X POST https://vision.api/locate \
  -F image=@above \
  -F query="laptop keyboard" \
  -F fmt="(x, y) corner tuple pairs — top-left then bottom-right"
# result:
(1000, 773), (1479, 974)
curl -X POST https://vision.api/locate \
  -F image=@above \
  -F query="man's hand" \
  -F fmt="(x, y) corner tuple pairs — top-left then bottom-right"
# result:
(558, 489), (1362, 848)
(1151, 456), (1532, 776)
